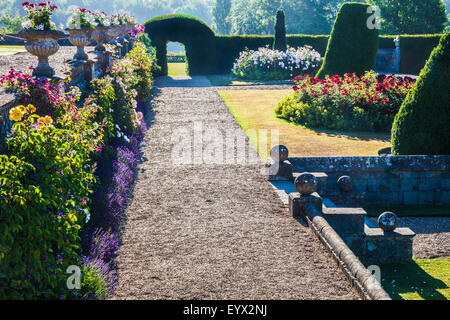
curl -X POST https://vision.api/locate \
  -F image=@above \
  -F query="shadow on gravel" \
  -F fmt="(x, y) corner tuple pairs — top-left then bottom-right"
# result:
(154, 76), (212, 88)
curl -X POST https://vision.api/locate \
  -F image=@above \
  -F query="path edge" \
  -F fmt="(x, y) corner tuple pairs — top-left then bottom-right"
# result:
(304, 203), (391, 300)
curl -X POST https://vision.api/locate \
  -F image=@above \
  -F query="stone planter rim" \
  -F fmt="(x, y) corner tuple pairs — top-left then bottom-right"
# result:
(18, 29), (65, 39)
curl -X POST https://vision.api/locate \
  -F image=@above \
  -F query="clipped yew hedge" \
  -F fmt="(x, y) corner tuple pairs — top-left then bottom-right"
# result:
(391, 32), (450, 155)
(316, 2), (379, 78)
(144, 14), (216, 75)
(144, 14), (443, 76)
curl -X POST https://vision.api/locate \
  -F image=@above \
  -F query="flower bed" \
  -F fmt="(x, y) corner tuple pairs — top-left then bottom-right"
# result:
(232, 46), (321, 81)
(0, 36), (155, 299)
(275, 72), (416, 131)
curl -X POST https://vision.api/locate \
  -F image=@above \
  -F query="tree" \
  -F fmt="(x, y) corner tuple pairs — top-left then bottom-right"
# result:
(391, 31), (450, 155)
(212, 0), (231, 34)
(273, 10), (287, 51)
(316, 3), (379, 78)
(367, 0), (447, 34)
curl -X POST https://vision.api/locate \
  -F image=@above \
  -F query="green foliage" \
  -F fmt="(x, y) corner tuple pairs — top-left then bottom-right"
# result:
(367, 0), (447, 35)
(316, 3), (379, 79)
(391, 32), (450, 155)
(144, 14), (216, 75)
(0, 14), (24, 33)
(273, 10), (287, 51)
(0, 108), (96, 298)
(212, 0), (231, 34)
(399, 35), (443, 75)
(78, 262), (110, 300)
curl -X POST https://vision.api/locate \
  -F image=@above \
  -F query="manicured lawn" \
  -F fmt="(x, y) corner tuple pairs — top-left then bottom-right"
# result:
(381, 259), (450, 300)
(0, 45), (26, 55)
(168, 62), (187, 76)
(365, 205), (450, 217)
(218, 89), (391, 160)
(209, 74), (291, 86)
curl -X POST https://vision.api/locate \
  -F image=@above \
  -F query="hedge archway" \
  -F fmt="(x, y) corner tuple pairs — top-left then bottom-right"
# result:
(144, 14), (216, 76)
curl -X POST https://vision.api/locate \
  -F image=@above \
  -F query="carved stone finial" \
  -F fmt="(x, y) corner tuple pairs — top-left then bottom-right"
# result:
(294, 173), (317, 195)
(378, 212), (399, 232)
(337, 175), (353, 193)
(270, 145), (289, 163)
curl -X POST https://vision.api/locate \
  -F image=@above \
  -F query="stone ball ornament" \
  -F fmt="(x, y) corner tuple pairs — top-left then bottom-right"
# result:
(294, 173), (317, 195)
(270, 145), (289, 163)
(378, 212), (399, 232)
(337, 175), (353, 192)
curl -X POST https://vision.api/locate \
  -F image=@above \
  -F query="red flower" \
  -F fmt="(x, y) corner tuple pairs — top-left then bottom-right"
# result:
(22, 1), (30, 6)
(293, 85), (299, 91)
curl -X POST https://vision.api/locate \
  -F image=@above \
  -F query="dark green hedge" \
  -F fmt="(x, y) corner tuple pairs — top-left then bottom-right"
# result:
(391, 32), (450, 155)
(145, 14), (442, 76)
(316, 3), (379, 78)
(399, 35), (443, 75)
(144, 14), (216, 75)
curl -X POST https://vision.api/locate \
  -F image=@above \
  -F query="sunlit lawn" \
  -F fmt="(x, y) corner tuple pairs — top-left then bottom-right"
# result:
(0, 45), (26, 55)
(168, 62), (187, 77)
(218, 89), (391, 160)
(209, 74), (291, 86)
(381, 259), (450, 300)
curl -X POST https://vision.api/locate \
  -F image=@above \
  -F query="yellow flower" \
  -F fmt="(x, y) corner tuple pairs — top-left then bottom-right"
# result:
(42, 116), (53, 126)
(67, 214), (77, 224)
(17, 105), (27, 114)
(9, 107), (24, 122)
(27, 104), (36, 113)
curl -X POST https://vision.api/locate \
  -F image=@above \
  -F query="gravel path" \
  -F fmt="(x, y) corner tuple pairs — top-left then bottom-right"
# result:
(111, 76), (357, 300)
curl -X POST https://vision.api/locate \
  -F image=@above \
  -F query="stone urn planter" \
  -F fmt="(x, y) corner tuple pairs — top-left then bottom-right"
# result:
(91, 26), (109, 51)
(107, 25), (122, 42)
(66, 28), (94, 61)
(19, 29), (64, 77)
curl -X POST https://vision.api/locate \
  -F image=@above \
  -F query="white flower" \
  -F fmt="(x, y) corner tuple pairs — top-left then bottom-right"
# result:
(123, 135), (130, 143)
(83, 209), (90, 223)
(36, 24), (44, 31)
(21, 20), (32, 29)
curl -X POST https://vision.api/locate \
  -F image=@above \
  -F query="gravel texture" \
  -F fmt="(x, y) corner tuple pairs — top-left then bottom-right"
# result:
(369, 217), (450, 259)
(111, 76), (357, 300)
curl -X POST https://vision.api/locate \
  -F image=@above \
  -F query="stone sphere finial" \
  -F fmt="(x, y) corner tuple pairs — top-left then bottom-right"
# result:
(294, 173), (317, 195)
(270, 145), (289, 163)
(337, 175), (353, 193)
(378, 212), (399, 232)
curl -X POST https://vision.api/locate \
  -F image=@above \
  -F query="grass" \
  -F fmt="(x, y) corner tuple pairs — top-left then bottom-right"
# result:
(208, 74), (291, 86)
(218, 89), (390, 161)
(168, 62), (187, 77)
(381, 259), (450, 300)
(0, 45), (25, 55)
(365, 205), (450, 217)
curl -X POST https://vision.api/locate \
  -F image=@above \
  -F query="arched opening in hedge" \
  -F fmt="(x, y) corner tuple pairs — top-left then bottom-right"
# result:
(144, 14), (216, 76)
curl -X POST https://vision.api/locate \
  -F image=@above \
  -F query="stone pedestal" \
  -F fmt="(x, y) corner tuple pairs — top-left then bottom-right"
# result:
(265, 160), (294, 181)
(362, 226), (415, 265)
(289, 192), (322, 220)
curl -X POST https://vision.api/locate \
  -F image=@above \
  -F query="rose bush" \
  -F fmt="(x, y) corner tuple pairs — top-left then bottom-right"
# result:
(275, 72), (416, 131)
(232, 45), (322, 81)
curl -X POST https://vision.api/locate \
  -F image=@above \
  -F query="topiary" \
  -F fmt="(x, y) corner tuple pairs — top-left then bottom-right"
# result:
(316, 2), (379, 79)
(391, 31), (450, 155)
(144, 14), (216, 76)
(273, 10), (287, 52)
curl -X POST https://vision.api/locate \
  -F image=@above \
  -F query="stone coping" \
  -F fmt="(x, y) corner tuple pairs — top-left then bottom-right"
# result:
(289, 155), (450, 173)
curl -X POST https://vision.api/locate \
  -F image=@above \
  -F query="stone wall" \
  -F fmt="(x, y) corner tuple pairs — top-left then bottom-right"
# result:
(289, 156), (450, 206)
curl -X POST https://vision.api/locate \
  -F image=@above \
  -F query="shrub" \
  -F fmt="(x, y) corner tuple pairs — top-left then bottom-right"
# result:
(216, 34), (329, 74)
(391, 31), (450, 155)
(316, 3), (379, 78)
(0, 106), (96, 299)
(232, 45), (321, 80)
(276, 72), (416, 131)
(273, 10), (287, 52)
